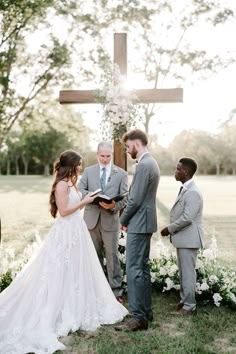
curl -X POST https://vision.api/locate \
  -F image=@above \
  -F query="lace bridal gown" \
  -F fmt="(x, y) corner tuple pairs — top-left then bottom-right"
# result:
(0, 187), (128, 354)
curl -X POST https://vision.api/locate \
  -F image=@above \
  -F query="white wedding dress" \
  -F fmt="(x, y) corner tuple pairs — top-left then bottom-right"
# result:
(0, 187), (128, 354)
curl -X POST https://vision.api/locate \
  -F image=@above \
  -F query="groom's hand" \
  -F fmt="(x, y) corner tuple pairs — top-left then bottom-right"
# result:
(161, 227), (170, 236)
(120, 224), (128, 232)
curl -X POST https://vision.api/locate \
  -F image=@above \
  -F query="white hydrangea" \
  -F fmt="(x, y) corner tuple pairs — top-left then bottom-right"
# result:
(213, 293), (222, 307)
(169, 264), (178, 275)
(151, 272), (156, 283)
(164, 277), (175, 291)
(200, 282), (210, 291)
(159, 267), (167, 276)
(196, 282), (202, 294)
(208, 275), (218, 284)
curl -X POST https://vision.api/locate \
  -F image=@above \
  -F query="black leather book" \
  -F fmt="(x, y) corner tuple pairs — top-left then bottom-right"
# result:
(93, 192), (128, 205)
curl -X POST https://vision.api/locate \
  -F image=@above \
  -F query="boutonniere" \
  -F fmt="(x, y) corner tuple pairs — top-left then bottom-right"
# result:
(108, 167), (118, 182)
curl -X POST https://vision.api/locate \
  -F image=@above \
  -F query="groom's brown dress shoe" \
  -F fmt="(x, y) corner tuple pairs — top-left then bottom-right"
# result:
(115, 318), (148, 331)
(176, 302), (184, 310)
(170, 302), (183, 310)
(171, 308), (197, 315)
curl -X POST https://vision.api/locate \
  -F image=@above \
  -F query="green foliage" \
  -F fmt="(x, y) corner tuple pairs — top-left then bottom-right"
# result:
(0, 0), (70, 146)
(0, 270), (12, 292)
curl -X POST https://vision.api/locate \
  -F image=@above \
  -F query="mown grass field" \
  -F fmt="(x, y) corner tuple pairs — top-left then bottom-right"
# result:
(0, 175), (236, 354)
(1, 175), (235, 263)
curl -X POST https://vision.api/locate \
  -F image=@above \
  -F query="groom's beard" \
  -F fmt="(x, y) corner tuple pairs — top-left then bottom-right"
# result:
(130, 146), (138, 159)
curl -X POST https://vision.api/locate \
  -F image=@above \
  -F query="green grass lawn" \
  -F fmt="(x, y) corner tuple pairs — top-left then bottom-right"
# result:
(0, 175), (236, 354)
(1, 175), (236, 263)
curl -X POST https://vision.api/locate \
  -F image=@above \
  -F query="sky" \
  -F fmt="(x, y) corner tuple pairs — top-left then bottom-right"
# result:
(26, 0), (236, 148)
(71, 1), (236, 147)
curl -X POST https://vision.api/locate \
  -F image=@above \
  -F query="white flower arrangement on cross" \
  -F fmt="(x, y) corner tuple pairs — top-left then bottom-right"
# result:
(98, 64), (141, 141)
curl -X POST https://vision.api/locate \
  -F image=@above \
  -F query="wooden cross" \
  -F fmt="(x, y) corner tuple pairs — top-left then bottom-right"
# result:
(59, 33), (183, 171)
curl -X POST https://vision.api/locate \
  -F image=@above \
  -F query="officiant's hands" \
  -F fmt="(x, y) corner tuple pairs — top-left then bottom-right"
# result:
(99, 200), (116, 210)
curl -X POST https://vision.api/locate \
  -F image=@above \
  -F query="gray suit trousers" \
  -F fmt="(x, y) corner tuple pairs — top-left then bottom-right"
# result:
(126, 232), (152, 321)
(177, 248), (198, 311)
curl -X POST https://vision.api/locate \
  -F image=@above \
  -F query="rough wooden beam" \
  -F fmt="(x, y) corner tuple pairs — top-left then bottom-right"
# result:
(59, 88), (183, 104)
(135, 88), (183, 103)
(114, 33), (127, 76)
(59, 90), (96, 104)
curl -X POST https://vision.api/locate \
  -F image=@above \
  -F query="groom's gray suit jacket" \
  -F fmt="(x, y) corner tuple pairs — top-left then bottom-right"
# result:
(168, 180), (204, 249)
(120, 153), (160, 233)
(79, 164), (128, 231)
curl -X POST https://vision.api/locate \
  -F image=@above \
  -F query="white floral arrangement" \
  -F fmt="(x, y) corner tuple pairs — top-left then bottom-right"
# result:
(1, 232), (235, 310)
(0, 230), (42, 292)
(118, 233), (236, 309)
(97, 64), (140, 141)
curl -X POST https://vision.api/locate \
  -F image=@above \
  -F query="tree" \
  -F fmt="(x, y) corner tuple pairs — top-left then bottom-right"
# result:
(218, 121), (236, 174)
(22, 128), (69, 176)
(0, 0), (71, 148)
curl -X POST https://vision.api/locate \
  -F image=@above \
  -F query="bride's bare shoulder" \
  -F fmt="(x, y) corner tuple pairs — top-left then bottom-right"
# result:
(56, 180), (69, 192)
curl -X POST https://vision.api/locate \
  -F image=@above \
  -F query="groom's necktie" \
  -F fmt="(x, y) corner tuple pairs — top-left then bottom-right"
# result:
(100, 167), (106, 193)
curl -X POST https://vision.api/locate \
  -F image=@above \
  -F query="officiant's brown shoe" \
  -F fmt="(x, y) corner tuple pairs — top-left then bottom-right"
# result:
(115, 318), (148, 331)
(171, 308), (197, 315)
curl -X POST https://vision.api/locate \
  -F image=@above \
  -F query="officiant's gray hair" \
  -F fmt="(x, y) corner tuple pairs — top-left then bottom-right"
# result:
(97, 141), (113, 152)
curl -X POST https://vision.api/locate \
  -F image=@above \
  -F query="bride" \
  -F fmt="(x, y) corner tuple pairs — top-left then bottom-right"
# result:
(0, 150), (128, 354)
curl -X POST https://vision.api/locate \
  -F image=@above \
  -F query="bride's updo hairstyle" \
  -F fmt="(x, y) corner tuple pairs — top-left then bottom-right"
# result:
(49, 150), (82, 218)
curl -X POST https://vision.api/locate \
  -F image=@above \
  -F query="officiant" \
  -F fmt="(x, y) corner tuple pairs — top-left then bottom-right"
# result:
(79, 141), (128, 303)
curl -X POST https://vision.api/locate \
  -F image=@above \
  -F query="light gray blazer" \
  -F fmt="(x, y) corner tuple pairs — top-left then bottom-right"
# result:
(79, 164), (128, 232)
(168, 180), (204, 249)
(120, 153), (160, 234)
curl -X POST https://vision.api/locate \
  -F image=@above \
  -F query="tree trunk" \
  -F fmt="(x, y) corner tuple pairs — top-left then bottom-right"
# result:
(15, 156), (20, 175)
(24, 161), (29, 175)
(6, 159), (10, 175)
(215, 163), (220, 176)
(22, 157), (29, 175)
(44, 163), (50, 176)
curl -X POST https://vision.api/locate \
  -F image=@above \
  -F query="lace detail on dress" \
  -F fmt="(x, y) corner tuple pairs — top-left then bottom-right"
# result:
(0, 187), (128, 354)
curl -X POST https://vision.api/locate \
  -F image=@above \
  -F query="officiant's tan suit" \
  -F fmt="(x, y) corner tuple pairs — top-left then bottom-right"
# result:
(79, 142), (128, 298)
(161, 157), (203, 314)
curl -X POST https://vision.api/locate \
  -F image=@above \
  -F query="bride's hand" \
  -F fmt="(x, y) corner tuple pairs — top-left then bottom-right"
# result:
(83, 193), (95, 205)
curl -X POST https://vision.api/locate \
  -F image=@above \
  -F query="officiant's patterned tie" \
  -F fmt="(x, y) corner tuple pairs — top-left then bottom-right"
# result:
(100, 167), (106, 193)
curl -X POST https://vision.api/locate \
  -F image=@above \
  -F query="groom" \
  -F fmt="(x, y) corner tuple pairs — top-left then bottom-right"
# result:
(117, 129), (160, 331)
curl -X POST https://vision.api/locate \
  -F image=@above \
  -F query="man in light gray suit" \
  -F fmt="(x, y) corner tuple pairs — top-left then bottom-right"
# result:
(117, 129), (160, 332)
(161, 157), (204, 315)
(79, 142), (128, 302)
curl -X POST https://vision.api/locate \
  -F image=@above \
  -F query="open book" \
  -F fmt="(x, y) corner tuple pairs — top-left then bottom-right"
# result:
(92, 191), (128, 205)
